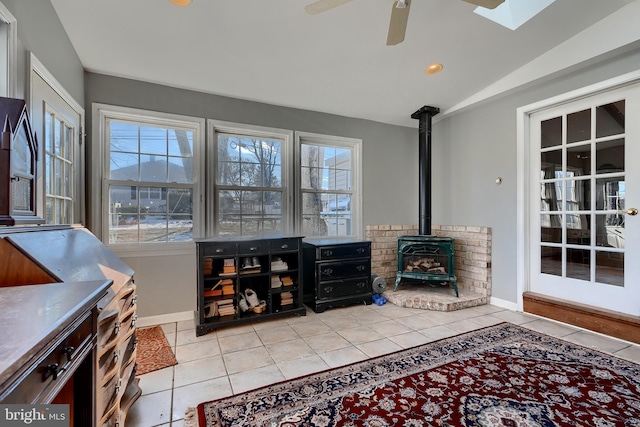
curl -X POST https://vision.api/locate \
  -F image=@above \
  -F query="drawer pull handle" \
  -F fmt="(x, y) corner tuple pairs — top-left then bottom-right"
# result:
(114, 350), (120, 363)
(131, 314), (138, 327)
(63, 346), (75, 362)
(281, 244), (288, 249)
(357, 265), (365, 271)
(45, 363), (60, 380)
(357, 282), (366, 288)
(322, 268), (333, 276)
(215, 248), (224, 253)
(115, 378), (122, 394)
(324, 286), (333, 293)
(131, 294), (138, 306)
(250, 246), (258, 251)
(357, 248), (365, 253)
(45, 357), (72, 381)
(324, 250), (333, 256)
(114, 321), (121, 335)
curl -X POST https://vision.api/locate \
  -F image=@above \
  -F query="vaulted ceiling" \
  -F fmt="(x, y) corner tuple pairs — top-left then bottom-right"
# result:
(50, 0), (638, 127)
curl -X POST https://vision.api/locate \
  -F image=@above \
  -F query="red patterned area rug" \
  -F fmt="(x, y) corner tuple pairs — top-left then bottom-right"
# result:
(135, 325), (178, 376)
(195, 323), (640, 427)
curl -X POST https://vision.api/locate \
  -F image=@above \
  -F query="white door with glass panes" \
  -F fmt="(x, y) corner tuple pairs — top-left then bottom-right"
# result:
(529, 83), (640, 316)
(30, 71), (82, 225)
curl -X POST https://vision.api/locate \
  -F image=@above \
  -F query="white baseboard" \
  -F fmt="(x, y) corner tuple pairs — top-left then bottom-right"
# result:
(137, 311), (194, 328)
(489, 297), (519, 311)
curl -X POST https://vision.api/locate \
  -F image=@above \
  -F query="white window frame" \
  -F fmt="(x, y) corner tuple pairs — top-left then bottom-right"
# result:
(295, 131), (363, 239)
(93, 104), (205, 256)
(207, 119), (293, 237)
(0, 2), (16, 98)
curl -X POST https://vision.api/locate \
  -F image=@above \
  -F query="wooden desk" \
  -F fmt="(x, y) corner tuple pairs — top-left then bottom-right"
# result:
(0, 280), (111, 426)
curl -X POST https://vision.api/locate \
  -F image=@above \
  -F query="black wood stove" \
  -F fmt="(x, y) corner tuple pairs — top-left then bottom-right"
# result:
(394, 106), (458, 296)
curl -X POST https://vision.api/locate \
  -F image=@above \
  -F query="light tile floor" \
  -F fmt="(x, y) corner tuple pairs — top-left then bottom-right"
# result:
(126, 303), (640, 427)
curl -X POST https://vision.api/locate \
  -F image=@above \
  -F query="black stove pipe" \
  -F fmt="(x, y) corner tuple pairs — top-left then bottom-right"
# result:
(411, 105), (440, 236)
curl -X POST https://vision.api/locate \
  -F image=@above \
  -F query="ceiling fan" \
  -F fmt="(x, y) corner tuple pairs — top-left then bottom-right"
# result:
(305, 0), (505, 45)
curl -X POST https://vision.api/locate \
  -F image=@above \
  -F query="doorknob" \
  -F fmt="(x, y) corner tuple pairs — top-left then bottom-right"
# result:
(624, 208), (638, 216)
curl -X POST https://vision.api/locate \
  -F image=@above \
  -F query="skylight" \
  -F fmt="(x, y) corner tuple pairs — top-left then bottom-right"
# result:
(474, 0), (556, 30)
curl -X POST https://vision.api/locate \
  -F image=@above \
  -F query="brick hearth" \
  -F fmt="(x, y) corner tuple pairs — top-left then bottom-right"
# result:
(365, 224), (492, 311)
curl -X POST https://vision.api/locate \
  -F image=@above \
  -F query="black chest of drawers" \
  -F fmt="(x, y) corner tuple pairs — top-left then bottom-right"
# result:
(302, 238), (372, 313)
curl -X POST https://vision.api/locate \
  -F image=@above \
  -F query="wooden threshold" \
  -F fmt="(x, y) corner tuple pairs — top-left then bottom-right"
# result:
(523, 292), (640, 345)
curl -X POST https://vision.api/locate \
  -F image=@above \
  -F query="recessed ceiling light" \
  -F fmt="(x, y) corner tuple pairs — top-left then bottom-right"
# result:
(171, 0), (191, 6)
(425, 64), (443, 75)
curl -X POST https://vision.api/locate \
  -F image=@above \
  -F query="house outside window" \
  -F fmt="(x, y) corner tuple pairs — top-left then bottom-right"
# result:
(96, 105), (205, 248)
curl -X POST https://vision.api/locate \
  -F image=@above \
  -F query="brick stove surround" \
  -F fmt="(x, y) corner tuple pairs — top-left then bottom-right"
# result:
(366, 224), (492, 310)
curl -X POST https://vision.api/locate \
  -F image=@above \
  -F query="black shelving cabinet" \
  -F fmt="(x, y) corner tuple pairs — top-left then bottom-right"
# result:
(195, 235), (306, 336)
(303, 238), (372, 313)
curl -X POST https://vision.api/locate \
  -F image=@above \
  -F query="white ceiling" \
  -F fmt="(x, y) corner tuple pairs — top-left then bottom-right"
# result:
(50, 0), (637, 127)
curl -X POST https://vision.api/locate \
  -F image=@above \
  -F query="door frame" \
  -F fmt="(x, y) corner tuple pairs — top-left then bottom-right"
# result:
(516, 69), (640, 312)
(26, 52), (86, 224)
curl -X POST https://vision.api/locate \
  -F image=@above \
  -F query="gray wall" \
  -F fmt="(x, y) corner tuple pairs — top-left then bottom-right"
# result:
(84, 72), (419, 317)
(2, 0), (84, 103)
(430, 43), (640, 303)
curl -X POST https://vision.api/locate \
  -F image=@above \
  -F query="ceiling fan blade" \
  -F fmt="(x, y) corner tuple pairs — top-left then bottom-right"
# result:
(387, 0), (411, 46)
(460, 0), (505, 9)
(305, 0), (354, 15)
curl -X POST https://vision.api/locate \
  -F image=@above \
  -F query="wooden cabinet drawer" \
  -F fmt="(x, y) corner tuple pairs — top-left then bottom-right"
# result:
(238, 240), (269, 255)
(318, 277), (370, 299)
(317, 243), (370, 260)
(118, 285), (137, 314)
(119, 330), (137, 368)
(97, 309), (119, 350)
(271, 238), (299, 252)
(201, 242), (236, 257)
(120, 311), (137, 337)
(2, 310), (94, 404)
(98, 345), (119, 379)
(317, 259), (370, 281)
(98, 373), (119, 418)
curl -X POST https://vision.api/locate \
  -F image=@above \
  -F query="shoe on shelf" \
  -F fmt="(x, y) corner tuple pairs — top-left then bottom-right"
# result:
(252, 257), (261, 268)
(238, 294), (249, 312)
(244, 288), (260, 308)
(242, 257), (252, 270)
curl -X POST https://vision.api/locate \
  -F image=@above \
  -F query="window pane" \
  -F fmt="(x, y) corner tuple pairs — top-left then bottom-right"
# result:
(110, 152), (139, 180)
(301, 166), (321, 190)
(64, 125), (72, 159)
(596, 251), (623, 286)
(168, 188), (193, 215)
(140, 126), (167, 155)
(64, 161), (72, 198)
(541, 246), (561, 276)
(139, 214), (168, 242)
(541, 117), (562, 148)
(596, 100), (624, 138)
(566, 144), (590, 176)
(45, 155), (52, 194)
(566, 248), (590, 280)
(54, 117), (62, 156)
(567, 109), (590, 143)
(45, 111), (53, 153)
(168, 129), (193, 156)
(168, 157), (193, 183)
(110, 122), (139, 153)
(140, 154), (168, 182)
(301, 144), (319, 167)
(596, 178), (625, 211)
(540, 150), (562, 179)
(596, 138), (624, 174)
